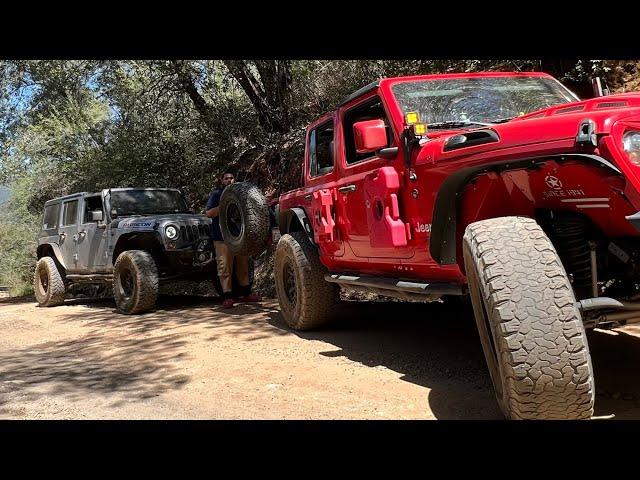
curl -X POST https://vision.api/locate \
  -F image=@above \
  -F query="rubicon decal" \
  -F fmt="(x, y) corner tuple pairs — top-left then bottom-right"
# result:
(119, 220), (155, 230)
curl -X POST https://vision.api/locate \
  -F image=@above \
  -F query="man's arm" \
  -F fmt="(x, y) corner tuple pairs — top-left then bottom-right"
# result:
(205, 190), (221, 218)
(205, 206), (219, 218)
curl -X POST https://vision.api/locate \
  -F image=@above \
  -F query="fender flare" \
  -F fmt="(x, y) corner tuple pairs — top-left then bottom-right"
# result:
(111, 231), (164, 265)
(277, 207), (315, 244)
(37, 243), (67, 271)
(429, 153), (622, 265)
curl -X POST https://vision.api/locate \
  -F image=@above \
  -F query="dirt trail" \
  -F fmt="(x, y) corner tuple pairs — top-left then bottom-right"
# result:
(1, 295), (639, 419)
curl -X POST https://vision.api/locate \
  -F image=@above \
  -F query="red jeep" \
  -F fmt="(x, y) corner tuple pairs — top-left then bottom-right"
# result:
(218, 71), (640, 419)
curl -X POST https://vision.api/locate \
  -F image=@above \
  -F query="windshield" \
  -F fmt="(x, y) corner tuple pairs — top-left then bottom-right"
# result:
(110, 189), (189, 216)
(391, 76), (578, 127)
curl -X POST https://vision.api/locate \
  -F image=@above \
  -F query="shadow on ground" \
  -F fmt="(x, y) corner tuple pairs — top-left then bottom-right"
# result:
(0, 330), (190, 412)
(60, 295), (286, 340)
(588, 327), (640, 419)
(0, 295), (35, 306)
(0, 294), (287, 415)
(4, 293), (640, 419)
(265, 300), (640, 420)
(265, 300), (503, 419)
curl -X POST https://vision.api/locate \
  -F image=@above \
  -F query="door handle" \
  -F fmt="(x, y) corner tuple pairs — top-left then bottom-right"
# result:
(338, 185), (357, 193)
(304, 194), (312, 201)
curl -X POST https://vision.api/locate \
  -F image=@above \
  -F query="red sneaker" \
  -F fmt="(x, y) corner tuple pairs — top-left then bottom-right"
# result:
(237, 293), (262, 303)
(222, 298), (235, 308)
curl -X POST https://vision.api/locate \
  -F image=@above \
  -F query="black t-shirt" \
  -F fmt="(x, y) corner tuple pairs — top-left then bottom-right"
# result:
(206, 188), (223, 241)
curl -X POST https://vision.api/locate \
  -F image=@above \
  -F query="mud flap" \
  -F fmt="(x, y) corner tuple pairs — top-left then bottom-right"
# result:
(364, 167), (409, 248)
(311, 188), (336, 243)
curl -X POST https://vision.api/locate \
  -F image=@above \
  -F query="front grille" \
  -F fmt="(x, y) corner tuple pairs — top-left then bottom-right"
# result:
(179, 224), (209, 243)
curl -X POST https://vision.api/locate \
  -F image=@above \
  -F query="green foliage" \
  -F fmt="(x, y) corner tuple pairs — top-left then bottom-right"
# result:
(0, 59), (634, 296)
(0, 203), (38, 296)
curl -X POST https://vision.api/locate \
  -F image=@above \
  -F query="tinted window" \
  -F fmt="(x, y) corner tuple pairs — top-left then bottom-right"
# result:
(308, 121), (334, 177)
(343, 96), (392, 165)
(43, 204), (60, 230)
(62, 200), (78, 226)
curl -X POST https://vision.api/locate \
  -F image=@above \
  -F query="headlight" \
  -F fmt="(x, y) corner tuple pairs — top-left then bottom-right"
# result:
(623, 131), (640, 165)
(165, 225), (179, 240)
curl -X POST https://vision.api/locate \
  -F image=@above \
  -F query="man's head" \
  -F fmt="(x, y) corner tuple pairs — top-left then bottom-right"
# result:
(221, 171), (235, 188)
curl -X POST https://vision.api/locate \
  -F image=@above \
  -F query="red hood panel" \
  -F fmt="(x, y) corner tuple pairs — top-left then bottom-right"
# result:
(417, 93), (640, 165)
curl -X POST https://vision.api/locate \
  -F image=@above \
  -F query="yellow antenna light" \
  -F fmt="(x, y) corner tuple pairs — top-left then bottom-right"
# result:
(405, 112), (420, 125)
(413, 123), (427, 136)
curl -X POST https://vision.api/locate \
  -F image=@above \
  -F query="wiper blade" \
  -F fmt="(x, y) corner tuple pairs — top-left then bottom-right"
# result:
(426, 120), (495, 129)
(489, 116), (515, 124)
(153, 209), (189, 214)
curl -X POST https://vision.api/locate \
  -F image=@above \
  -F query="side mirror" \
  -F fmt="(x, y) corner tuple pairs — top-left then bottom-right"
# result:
(91, 210), (104, 222)
(111, 209), (118, 219)
(354, 119), (388, 154)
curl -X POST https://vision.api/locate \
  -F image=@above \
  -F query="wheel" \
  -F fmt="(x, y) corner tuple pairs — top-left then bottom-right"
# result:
(219, 182), (270, 256)
(113, 250), (158, 314)
(463, 216), (594, 420)
(274, 231), (338, 330)
(212, 257), (255, 298)
(33, 256), (66, 306)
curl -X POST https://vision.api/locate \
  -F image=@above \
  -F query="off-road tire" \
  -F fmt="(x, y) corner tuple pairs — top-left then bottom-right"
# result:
(275, 232), (338, 330)
(463, 216), (594, 420)
(34, 256), (66, 306)
(219, 182), (270, 257)
(113, 250), (158, 314)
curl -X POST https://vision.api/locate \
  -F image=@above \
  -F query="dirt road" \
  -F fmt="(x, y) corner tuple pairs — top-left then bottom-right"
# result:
(1, 294), (640, 419)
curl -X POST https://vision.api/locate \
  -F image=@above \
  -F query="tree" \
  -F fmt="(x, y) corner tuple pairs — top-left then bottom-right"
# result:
(223, 60), (292, 134)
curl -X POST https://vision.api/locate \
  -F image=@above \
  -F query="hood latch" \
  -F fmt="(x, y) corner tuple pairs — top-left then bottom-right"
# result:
(576, 119), (598, 148)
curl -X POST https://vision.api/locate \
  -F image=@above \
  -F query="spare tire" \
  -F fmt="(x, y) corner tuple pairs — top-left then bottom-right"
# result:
(219, 182), (270, 256)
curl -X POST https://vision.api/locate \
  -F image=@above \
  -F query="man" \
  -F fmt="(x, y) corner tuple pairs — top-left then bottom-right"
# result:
(206, 171), (261, 308)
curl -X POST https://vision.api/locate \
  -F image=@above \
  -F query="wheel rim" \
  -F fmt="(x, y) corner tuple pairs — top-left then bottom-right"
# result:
(282, 260), (297, 307)
(226, 203), (244, 239)
(39, 267), (49, 295)
(118, 267), (134, 301)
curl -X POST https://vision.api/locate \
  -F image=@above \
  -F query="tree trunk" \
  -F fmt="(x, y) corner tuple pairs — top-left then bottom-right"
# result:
(169, 60), (220, 130)
(223, 60), (292, 134)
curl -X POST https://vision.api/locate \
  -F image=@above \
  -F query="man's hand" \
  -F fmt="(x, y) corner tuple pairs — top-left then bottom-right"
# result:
(206, 206), (220, 218)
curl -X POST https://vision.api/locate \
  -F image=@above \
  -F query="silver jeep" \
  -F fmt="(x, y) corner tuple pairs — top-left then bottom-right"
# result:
(34, 188), (215, 313)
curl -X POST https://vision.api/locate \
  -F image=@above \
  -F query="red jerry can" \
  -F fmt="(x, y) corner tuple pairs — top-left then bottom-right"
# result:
(363, 167), (408, 248)
(311, 188), (336, 243)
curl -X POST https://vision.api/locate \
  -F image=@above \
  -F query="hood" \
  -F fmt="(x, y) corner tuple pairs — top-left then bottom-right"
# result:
(416, 93), (640, 165)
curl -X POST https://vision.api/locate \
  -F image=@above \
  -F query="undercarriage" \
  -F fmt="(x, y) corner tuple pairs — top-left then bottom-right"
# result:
(538, 209), (640, 329)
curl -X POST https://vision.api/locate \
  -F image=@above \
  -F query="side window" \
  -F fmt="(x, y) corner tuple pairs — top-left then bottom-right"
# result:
(83, 196), (103, 223)
(343, 96), (393, 165)
(42, 204), (60, 230)
(308, 121), (334, 178)
(62, 200), (78, 226)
